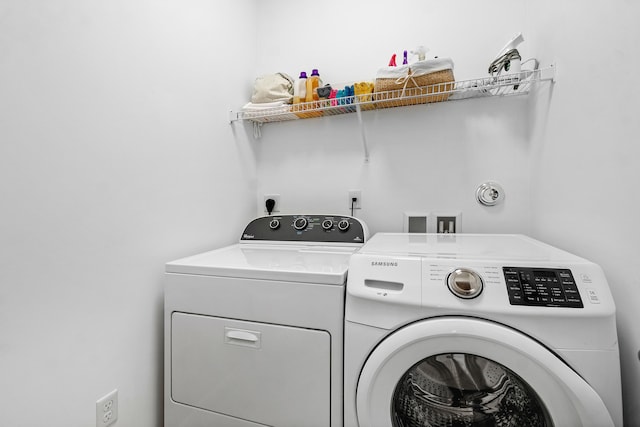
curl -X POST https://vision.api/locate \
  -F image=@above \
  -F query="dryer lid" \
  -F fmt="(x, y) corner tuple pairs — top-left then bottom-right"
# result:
(166, 243), (358, 285)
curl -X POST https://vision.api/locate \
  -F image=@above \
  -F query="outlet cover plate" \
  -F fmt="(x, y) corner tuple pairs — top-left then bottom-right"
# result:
(348, 190), (362, 210)
(96, 389), (118, 427)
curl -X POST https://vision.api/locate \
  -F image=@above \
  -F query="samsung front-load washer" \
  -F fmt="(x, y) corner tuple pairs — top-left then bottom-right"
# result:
(165, 214), (368, 427)
(344, 233), (623, 427)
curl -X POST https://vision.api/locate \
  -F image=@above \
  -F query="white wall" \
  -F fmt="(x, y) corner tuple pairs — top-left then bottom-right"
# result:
(2, 0), (637, 425)
(526, 1), (640, 424)
(0, 1), (256, 426)
(249, 0), (639, 424)
(251, 0), (532, 235)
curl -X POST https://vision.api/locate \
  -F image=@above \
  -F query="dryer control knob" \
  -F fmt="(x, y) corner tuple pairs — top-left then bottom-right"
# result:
(293, 217), (308, 230)
(447, 268), (483, 299)
(322, 219), (334, 230)
(269, 219), (280, 230)
(337, 219), (350, 232)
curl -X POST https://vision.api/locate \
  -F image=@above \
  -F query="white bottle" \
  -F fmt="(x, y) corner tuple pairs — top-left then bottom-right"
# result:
(293, 71), (307, 105)
(293, 71), (308, 117)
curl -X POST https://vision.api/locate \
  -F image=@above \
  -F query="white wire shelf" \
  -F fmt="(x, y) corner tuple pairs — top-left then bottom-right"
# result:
(230, 65), (555, 125)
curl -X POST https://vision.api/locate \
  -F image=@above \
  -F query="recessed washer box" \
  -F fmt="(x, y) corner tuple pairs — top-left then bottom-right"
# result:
(403, 212), (428, 233)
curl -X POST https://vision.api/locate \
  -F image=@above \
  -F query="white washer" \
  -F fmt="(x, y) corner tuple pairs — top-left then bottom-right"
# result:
(344, 233), (623, 427)
(165, 215), (368, 427)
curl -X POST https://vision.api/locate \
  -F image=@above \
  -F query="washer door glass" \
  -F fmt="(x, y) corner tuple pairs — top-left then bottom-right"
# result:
(392, 353), (552, 427)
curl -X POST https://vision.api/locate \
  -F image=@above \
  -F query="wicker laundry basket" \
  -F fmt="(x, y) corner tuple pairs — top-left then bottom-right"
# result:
(374, 58), (455, 108)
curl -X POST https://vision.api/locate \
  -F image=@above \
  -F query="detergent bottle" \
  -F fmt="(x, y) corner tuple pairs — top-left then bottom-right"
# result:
(293, 71), (307, 118)
(305, 69), (322, 117)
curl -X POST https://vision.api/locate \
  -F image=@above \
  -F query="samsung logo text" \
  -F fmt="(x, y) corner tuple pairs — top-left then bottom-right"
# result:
(371, 261), (398, 267)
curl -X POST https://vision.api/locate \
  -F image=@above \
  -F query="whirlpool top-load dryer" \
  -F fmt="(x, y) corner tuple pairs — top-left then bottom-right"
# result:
(165, 214), (368, 427)
(344, 233), (623, 427)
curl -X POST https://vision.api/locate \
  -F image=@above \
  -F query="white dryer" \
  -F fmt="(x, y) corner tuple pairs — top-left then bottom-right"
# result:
(344, 233), (623, 427)
(165, 215), (368, 427)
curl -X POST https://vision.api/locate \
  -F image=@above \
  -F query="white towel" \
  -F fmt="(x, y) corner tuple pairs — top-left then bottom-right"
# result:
(242, 101), (286, 110)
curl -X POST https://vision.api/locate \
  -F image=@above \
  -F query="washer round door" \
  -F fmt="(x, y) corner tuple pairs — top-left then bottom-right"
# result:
(356, 317), (614, 427)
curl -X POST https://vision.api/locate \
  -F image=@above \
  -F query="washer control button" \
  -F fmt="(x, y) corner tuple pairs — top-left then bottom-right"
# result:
(337, 219), (350, 232)
(447, 268), (483, 299)
(321, 219), (333, 230)
(293, 217), (308, 231)
(269, 219), (280, 230)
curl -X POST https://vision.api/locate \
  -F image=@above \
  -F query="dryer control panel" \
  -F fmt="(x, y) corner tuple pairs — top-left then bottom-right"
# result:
(240, 215), (368, 245)
(503, 267), (584, 308)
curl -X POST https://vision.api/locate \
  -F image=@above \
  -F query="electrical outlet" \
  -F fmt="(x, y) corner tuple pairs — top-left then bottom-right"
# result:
(433, 212), (462, 234)
(96, 389), (118, 427)
(263, 194), (280, 214)
(348, 190), (362, 210)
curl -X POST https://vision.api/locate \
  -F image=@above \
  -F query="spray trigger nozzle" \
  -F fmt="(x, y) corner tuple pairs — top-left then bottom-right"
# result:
(410, 45), (429, 61)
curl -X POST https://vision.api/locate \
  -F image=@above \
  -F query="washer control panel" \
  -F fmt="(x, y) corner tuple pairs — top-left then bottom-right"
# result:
(241, 215), (367, 244)
(503, 267), (583, 308)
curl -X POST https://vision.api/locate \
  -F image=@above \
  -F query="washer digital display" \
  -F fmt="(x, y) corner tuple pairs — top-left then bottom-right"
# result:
(503, 267), (583, 308)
